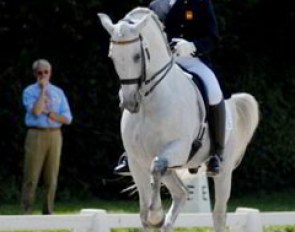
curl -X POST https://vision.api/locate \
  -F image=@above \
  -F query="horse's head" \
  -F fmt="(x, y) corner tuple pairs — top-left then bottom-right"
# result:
(98, 8), (171, 113)
(98, 9), (152, 113)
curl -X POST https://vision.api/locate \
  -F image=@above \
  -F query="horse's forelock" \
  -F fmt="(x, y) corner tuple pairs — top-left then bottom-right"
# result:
(112, 21), (135, 41)
(111, 7), (169, 55)
(112, 8), (156, 41)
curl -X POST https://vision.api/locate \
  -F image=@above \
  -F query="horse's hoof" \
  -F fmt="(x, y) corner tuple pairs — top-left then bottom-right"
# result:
(147, 209), (165, 228)
(148, 216), (165, 228)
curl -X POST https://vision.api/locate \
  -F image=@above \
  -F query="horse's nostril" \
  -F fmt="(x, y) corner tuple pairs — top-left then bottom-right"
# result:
(135, 102), (139, 111)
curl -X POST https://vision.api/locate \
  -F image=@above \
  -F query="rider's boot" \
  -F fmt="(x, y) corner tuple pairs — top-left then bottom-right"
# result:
(113, 152), (131, 176)
(207, 100), (226, 177)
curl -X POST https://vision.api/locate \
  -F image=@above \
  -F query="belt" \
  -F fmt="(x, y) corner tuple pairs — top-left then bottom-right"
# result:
(28, 127), (61, 131)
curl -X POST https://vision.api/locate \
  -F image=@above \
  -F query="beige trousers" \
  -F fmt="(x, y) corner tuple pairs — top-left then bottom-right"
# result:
(21, 128), (62, 214)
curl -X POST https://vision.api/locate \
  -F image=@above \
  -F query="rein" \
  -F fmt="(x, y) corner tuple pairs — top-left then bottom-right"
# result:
(111, 35), (173, 97)
(144, 58), (173, 96)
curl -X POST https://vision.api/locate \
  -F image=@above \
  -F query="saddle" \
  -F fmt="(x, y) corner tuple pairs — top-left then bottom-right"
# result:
(178, 65), (209, 119)
(177, 66), (211, 174)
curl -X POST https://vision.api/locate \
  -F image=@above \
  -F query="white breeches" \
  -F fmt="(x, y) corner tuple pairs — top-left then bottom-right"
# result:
(176, 57), (223, 105)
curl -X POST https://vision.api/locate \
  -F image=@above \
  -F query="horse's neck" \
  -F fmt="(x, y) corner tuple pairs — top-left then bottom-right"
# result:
(142, 20), (171, 75)
(141, 65), (194, 115)
(138, 16), (203, 123)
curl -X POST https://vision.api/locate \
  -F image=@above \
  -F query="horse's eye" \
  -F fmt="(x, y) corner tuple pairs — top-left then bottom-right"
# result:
(133, 53), (141, 63)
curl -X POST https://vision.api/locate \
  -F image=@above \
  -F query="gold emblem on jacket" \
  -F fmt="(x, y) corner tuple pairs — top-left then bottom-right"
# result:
(185, 10), (194, 20)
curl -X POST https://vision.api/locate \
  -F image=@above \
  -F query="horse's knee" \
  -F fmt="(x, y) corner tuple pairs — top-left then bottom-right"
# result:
(151, 156), (168, 175)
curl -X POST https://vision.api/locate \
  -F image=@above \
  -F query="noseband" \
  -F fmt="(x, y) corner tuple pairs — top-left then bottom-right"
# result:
(111, 35), (173, 97)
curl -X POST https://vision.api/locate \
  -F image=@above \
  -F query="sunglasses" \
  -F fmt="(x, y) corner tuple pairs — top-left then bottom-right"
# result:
(37, 70), (49, 76)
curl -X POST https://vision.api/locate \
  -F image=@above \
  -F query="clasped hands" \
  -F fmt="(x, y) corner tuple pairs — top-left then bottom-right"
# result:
(38, 81), (56, 120)
(171, 38), (196, 57)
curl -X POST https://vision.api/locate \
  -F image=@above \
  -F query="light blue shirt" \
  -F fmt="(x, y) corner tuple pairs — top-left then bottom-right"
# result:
(23, 83), (73, 128)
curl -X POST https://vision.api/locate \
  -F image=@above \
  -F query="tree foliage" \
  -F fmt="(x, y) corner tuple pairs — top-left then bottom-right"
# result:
(0, 0), (294, 201)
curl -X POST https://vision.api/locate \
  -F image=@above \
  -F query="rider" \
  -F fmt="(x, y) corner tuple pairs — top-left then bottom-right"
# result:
(114, 0), (226, 177)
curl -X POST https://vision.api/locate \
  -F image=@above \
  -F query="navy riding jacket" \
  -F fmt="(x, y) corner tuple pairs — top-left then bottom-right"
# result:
(149, 0), (220, 68)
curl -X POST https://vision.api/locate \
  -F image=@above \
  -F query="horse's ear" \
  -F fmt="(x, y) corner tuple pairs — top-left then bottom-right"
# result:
(131, 14), (150, 33)
(97, 13), (114, 36)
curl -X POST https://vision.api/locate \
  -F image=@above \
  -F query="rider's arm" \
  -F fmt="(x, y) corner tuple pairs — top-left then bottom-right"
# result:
(192, 0), (220, 56)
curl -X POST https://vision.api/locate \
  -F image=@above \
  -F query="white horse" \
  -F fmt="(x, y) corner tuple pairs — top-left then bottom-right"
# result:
(98, 7), (259, 232)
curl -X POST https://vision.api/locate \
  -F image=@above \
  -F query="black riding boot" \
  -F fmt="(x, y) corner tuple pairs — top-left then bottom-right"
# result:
(207, 100), (226, 177)
(113, 152), (131, 176)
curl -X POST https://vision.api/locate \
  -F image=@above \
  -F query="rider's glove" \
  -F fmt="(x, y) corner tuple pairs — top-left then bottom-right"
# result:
(171, 38), (196, 57)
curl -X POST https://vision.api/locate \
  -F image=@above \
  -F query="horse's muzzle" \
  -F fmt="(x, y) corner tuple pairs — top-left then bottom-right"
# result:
(121, 91), (141, 113)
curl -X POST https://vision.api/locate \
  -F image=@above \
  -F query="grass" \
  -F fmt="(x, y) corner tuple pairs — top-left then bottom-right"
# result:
(0, 189), (294, 231)
(2, 188), (294, 214)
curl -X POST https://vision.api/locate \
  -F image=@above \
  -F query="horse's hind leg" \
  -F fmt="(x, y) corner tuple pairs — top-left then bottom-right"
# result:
(161, 170), (188, 231)
(213, 170), (233, 232)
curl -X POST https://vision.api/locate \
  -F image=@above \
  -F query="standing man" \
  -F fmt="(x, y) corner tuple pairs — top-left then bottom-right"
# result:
(21, 59), (73, 214)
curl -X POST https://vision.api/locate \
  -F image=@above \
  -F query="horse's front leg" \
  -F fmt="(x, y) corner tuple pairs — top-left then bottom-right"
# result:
(148, 140), (190, 228)
(148, 156), (167, 227)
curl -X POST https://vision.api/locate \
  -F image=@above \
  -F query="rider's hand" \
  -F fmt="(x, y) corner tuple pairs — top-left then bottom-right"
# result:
(171, 38), (196, 57)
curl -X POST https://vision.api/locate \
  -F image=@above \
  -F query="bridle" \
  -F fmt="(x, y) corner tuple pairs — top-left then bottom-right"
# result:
(110, 20), (174, 97)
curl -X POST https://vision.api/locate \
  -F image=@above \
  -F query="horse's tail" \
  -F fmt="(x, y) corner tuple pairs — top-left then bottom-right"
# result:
(233, 93), (259, 138)
(231, 93), (260, 166)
